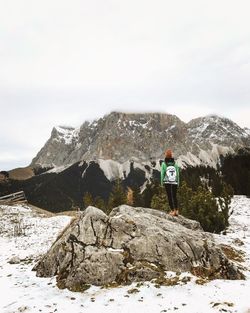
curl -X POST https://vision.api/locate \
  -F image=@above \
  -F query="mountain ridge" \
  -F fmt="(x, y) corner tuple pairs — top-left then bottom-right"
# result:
(31, 112), (250, 169)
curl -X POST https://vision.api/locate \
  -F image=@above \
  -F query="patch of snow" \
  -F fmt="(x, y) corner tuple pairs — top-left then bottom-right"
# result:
(243, 127), (250, 137)
(90, 121), (98, 129)
(46, 164), (72, 174)
(141, 121), (149, 129)
(107, 248), (124, 253)
(76, 142), (82, 149)
(117, 118), (122, 128)
(189, 122), (209, 138)
(165, 125), (176, 133)
(123, 120), (150, 130)
(213, 196), (250, 277)
(54, 126), (80, 145)
(81, 162), (91, 178)
(0, 197), (250, 312)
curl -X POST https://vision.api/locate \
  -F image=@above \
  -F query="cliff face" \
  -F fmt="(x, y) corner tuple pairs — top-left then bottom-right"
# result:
(31, 112), (250, 168)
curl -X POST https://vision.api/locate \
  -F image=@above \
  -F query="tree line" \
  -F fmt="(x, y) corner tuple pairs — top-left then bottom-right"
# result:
(83, 163), (235, 234)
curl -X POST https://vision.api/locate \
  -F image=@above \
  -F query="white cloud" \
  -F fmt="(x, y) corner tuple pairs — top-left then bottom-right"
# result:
(0, 0), (250, 169)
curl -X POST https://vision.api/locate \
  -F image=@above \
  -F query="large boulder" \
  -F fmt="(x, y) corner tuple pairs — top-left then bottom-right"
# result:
(34, 205), (243, 291)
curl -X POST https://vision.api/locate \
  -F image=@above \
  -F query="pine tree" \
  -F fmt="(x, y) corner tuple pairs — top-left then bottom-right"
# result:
(131, 185), (143, 207)
(217, 182), (234, 228)
(188, 186), (221, 232)
(83, 192), (94, 209)
(142, 181), (159, 207)
(107, 179), (127, 213)
(94, 196), (106, 211)
(177, 181), (193, 217)
(177, 181), (229, 233)
(150, 184), (170, 212)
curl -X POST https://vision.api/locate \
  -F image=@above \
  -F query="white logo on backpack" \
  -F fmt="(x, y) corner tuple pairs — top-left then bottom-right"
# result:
(165, 165), (177, 183)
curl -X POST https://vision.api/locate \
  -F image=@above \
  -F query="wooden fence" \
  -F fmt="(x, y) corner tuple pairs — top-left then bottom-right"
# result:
(0, 191), (27, 205)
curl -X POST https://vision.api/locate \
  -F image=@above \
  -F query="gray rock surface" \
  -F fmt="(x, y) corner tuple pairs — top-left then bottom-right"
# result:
(34, 205), (243, 290)
(8, 256), (21, 264)
(31, 112), (250, 168)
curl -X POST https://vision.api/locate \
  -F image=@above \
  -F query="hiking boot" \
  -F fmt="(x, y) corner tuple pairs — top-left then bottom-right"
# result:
(169, 210), (175, 216)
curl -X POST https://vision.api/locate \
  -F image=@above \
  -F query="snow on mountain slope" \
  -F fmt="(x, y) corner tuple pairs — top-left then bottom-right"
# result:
(244, 128), (250, 137)
(31, 112), (250, 169)
(53, 126), (80, 145)
(0, 197), (250, 313)
(98, 159), (159, 181)
(187, 115), (249, 141)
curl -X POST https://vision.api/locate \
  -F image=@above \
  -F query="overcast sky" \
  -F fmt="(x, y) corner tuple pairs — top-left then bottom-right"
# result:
(1, 0), (250, 170)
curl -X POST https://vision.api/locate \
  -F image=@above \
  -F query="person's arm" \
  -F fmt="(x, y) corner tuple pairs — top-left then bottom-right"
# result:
(161, 162), (166, 186)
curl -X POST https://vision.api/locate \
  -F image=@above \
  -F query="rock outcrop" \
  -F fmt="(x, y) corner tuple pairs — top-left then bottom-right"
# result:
(31, 112), (250, 168)
(34, 205), (243, 291)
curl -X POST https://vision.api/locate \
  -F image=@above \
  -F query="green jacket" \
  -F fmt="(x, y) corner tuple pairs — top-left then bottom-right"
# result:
(161, 160), (180, 186)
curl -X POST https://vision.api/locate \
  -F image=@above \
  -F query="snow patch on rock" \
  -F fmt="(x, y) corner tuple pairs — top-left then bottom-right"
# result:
(54, 126), (80, 145)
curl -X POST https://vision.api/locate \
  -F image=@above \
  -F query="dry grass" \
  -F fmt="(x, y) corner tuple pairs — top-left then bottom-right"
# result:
(27, 204), (80, 218)
(220, 244), (245, 262)
(55, 210), (80, 218)
(195, 278), (208, 285)
(28, 204), (55, 217)
(8, 166), (34, 180)
(55, 216), (78, 242)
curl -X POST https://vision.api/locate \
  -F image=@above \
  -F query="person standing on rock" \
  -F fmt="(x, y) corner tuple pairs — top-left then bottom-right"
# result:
(161, 149), (180, 216)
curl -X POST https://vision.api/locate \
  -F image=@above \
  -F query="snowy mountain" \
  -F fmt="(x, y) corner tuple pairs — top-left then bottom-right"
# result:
(31, 112), (250, 170)
(2, 112), (249, 213)
(0, 196), (249, 313)
(187, 115), (250, 152)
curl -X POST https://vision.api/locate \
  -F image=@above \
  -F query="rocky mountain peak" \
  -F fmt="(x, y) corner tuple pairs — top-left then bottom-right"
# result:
(103, 111), (184, 131)
(187, 114), (250, 150)
(51, 126), (80, 145)
(188, 114), (244, 132)
(31, 112), (250, 169)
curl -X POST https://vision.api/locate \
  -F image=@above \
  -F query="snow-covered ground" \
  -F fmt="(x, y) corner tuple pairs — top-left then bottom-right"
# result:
(0, 196), (250, 313)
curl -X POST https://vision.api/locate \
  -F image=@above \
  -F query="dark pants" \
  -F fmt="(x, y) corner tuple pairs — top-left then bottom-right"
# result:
(164, 184), (178, 210)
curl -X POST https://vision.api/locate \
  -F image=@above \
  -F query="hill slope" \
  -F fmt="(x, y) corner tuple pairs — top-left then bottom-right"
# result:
(0, 196), (249, 312)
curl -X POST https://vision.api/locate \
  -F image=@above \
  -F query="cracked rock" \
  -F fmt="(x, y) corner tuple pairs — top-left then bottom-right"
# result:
(34, 205), (243, 290)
